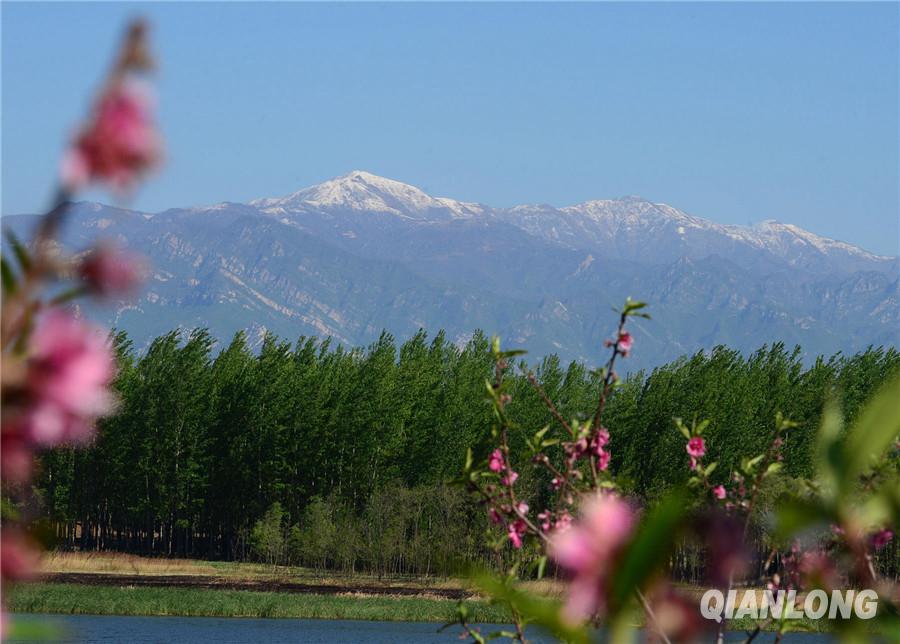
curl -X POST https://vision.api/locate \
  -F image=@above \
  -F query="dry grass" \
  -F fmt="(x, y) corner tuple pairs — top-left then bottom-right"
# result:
(38, 552), (468, 589)
(40, 552), (219, 576)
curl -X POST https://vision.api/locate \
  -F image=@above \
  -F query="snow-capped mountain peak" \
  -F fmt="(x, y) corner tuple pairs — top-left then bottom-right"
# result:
(252, 170), (484, 219)
(246, 171), (891, 274)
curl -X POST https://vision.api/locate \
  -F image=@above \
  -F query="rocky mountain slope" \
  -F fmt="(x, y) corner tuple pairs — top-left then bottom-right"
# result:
(4, 171), (897, 370)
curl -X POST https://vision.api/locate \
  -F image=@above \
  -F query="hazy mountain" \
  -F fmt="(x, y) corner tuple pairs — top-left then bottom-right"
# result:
(4, 170), (897, 370)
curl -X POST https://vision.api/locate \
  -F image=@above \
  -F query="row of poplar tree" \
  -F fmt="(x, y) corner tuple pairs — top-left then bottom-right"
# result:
(33, 328), (899, 574)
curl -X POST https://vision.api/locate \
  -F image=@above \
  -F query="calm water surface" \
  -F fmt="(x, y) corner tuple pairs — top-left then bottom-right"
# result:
(9, 614), (833, 643)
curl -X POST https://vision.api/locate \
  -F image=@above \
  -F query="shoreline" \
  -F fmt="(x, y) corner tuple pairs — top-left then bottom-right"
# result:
(7, 582), (503, 624)
(7, 583), (831, 634)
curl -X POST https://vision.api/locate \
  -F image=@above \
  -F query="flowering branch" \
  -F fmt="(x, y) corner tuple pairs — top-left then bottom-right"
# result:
(0, 18), (159, 634)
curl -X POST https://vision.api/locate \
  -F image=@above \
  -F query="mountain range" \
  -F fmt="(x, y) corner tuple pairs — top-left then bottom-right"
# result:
(4, 170), (898, 370)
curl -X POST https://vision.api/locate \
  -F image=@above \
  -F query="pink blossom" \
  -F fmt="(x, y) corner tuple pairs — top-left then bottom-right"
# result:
(488, 508), (503, 525)
(549, 493), (636, 623)
(554, 511), (573, 533)
(508, 519), (528, 549)
(487, 449), (504, 473)
(617, 332), (633, 357)
(0, 531), (39, 582)
(650, 589), (710, 642)
(686, 436), (706, 458)
(574, 437), (588, 456)
(501, 470), (518, 486)
(0, 432), (32, 482)
(24, 310), (116, 445)
(597, 449), (611, 472)
(79, 243), (146, 296)
(799, 549), (839, 591)
(537, 510), (552, 532)
(62, 80), (161, 191)
(712, 485), (726, 500)
(871, 529), (894, 550)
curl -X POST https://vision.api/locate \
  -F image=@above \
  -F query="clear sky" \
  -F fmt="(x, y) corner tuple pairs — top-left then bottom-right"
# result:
(2, 2), (898, 255)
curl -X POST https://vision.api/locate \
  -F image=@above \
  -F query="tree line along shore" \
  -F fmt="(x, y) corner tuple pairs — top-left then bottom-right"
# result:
(21, 328), (900, 580)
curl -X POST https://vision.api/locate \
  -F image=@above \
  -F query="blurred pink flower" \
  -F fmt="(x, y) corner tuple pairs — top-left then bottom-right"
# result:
(617, 332), (633, 357)
(24, 310), (116, 445)
(508, 519), (527, 549)
(597, 449), (611, 471)
(0, 432), (32, 482)
(871, 529), (893, 550)
(62, 80), (160, 191)
(79, 243), (146, 296)
(501, 470), (518, 486)
(650, 588), (711, 643)
(0, 531), (39, 582)
(487, 449), (504, 473)
(549, 493), (636, 623)
(712, 485), (726, 500)
(799, 549), (839, 591)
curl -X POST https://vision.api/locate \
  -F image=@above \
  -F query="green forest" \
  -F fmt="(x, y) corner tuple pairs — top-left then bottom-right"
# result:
(32, 328), (900, 577)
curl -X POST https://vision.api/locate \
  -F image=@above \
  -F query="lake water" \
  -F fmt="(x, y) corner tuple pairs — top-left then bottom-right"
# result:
(8, 614), (833, 643)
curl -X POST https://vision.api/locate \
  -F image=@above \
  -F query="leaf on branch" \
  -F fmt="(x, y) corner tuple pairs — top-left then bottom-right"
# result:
(841, 373), (900, 489)
(608, 489), (687, 615)
(5, 229), (32, 272)
(1, 256), (17, 294)
(471, 571), (589, 644)
(774, 497), (833, 543)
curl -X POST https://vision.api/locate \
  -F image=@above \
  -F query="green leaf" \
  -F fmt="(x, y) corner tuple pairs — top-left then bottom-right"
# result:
(674, 418), (691, 440)
(5, 229), (32, 272)
(608, 489), (687, 615)
(1, 256), (16, 294)
(774, 497), (833, 543)
(765, 462), (783, 476)
(815, 398), (845, 501)
(841, 373), (900, 487)
(536, 555), (547, 580)
(471, 572), (589, 644)
(4, 617), (63, 640)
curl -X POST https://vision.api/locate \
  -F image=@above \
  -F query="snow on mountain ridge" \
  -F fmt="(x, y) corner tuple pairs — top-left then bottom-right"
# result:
(251, 170), (485, 219)
(245, 171), (890, 263)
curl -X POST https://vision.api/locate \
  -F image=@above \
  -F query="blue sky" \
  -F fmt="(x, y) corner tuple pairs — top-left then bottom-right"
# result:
(2, 2), (898, 255)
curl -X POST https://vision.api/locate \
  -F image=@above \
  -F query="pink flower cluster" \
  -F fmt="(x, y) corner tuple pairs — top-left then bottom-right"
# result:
(562, 426), (612, 477)
(871, 528), (894, 550)
(485, 449), (527, 548)
(1, 19), (156, 634)
(550, 493), (636, 623)
(79, 243), (146, 297)
(62, 80), (161, 191)
(488, 448), (519, 487)
(2, 311), (116, 479)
